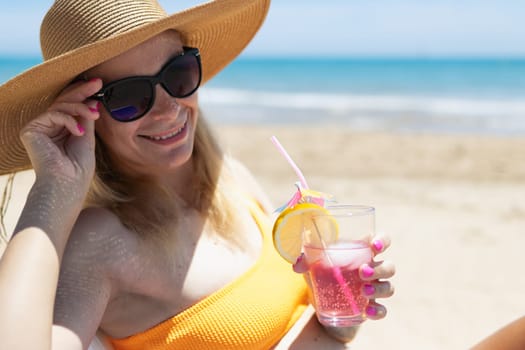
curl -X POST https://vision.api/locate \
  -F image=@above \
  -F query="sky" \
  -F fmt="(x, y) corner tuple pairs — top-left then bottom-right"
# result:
(0, 0), (524, 58)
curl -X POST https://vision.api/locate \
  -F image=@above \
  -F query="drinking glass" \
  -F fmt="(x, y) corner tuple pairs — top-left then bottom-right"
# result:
(303, 205), (374, 327)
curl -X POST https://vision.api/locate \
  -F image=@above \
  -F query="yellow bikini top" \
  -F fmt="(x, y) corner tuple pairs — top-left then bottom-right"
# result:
(108, 200), (308, 350)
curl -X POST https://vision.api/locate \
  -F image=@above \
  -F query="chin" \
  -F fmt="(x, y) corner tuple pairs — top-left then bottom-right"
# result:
(166, 138), (195, 171)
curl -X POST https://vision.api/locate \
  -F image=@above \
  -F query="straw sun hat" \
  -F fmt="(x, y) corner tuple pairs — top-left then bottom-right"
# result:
(0, 0), (270, 175)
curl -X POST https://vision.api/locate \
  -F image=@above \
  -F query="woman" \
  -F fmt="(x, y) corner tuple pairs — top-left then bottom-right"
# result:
(0, 0), (395, 349)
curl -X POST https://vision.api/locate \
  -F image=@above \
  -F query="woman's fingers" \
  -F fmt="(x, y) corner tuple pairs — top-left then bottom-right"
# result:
(20, 111), (85, 172)
(54, 78), (102, 104)
(365, 300), (387, 320)
(360, 235), (394, 321)
(20, 109), (97, 178)
(48, 78), (102, 125)
(359, 259), (395, 281)
(52, 100), (100, 122)
(292, 253), (309, 273)
(20, 78), (103, 155)
(370, 233), (390, 255)
(20, 111), (85, 145)
(362, 280), (395, 299)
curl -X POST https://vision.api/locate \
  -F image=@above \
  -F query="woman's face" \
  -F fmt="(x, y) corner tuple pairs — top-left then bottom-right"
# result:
(87, 31), (199, 177)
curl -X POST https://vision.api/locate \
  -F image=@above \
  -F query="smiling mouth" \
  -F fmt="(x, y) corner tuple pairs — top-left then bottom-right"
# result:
(142, 121), (187, 141)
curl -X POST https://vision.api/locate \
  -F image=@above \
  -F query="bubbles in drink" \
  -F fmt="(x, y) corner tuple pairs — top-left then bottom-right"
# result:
(304, 240), (373, 327)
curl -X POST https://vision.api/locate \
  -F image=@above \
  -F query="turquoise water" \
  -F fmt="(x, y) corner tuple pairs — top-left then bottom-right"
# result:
(210, 58), (525, 99)
(2, 56), (525, 134)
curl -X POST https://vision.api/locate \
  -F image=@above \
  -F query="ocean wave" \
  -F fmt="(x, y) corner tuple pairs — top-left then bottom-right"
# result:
(199, 88), (525, 118)
(199, 88), (525, 134)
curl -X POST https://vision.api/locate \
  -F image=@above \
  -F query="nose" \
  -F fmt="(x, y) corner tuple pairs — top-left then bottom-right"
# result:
(149, 84), (180, 119)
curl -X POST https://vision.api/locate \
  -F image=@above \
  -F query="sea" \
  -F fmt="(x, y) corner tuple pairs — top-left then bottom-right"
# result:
(2, 56), (525, 135)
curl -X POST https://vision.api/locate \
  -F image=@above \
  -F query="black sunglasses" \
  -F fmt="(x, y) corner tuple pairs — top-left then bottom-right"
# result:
(91, 47), (201, 122)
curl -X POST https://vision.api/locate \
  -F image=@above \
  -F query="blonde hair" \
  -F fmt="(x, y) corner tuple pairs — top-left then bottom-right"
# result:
(0, 173), (16, 243)
(85, 112), (238, 244)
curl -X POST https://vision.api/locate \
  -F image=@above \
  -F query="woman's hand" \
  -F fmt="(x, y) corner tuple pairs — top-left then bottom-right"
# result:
(358, 234), (395, 319)
(19, 78), (102, 190)
(292, 234), (395, 342)
(293, 234), (395, 317)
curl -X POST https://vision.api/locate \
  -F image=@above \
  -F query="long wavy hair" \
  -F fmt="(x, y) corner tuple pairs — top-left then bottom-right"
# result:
(0, 173), (16, 244)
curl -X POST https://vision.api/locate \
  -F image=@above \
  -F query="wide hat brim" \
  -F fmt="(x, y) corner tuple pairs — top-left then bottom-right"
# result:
(0, 0), (270, 175)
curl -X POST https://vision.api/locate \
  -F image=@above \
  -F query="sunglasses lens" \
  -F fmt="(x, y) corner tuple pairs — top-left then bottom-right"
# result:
(96, 49), (200, 122)
(105, 80), (153, 121)
(163, 53), (200, 97)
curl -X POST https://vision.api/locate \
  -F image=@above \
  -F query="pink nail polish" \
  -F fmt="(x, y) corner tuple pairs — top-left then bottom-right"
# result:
(77, 123), (85, 133)
(363, 284), (375, 296)
(362, 265), (374, 278)
(372, 239), (384, 252)
(87, 101), (100, 113)
(366, 305), (378, 317)
(292, 253), (308, 274)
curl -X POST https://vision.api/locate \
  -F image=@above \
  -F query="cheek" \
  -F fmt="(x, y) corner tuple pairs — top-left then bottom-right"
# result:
(94, 114), (114, 142)
(95, 115), (135, 151)
(181, 92), (199, 111)
(184, 94), (199, 125)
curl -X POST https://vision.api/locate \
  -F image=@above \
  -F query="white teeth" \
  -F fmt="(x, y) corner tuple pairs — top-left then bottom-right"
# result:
(149, 125), (184, 141)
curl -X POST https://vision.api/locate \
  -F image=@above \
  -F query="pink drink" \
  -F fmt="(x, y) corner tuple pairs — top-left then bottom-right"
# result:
(304, 240), (372, 327)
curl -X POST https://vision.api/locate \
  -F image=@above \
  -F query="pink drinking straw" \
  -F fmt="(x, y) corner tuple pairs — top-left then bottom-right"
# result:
(270, 136), (309, 189)
(270, 136), (360, 315)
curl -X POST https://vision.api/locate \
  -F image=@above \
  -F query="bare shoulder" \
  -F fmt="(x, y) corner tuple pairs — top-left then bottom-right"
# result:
(62, 207), (139, 275)
(53, 207), (138, 344)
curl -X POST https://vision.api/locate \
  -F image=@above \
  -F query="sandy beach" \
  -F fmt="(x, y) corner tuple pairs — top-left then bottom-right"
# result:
(2, 125), (525, 349)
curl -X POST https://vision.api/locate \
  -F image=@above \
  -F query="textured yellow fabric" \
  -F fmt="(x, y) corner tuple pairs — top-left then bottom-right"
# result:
(109, 200), (308, 350)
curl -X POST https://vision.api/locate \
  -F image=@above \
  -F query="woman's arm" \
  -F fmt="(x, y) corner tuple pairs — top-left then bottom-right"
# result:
(0, 181), (91, 349)
(0, 197), (115, 350)
(0, 78), (102, 350)
(470, 316), (525, 350)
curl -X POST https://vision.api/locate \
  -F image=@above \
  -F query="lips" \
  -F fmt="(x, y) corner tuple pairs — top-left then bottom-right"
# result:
(140, 121), (187, 141)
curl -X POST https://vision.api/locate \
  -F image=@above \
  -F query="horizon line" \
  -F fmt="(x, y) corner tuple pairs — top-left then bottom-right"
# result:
(2, 53), (525, 61)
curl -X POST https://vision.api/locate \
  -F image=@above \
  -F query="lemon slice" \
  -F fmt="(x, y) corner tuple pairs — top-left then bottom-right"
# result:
(272, 203), (339, 263)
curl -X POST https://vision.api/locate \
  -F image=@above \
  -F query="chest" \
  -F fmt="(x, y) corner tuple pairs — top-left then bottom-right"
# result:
(102, 206), (264, 337)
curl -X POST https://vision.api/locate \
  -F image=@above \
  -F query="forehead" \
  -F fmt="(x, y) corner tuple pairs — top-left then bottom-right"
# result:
(86, 30), (183, 80)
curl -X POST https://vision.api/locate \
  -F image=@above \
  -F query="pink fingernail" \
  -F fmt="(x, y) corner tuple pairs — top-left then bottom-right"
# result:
(89, 77), (100, 83)
(366, 305), (378, 317)
(77, 123), (85, 133)
(362, 265), (375, 278)
(372, 239), (384, 252)
(292, 253), (308, 274)
(87, 101), (100, 113)
(363, 284), (375, 296)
